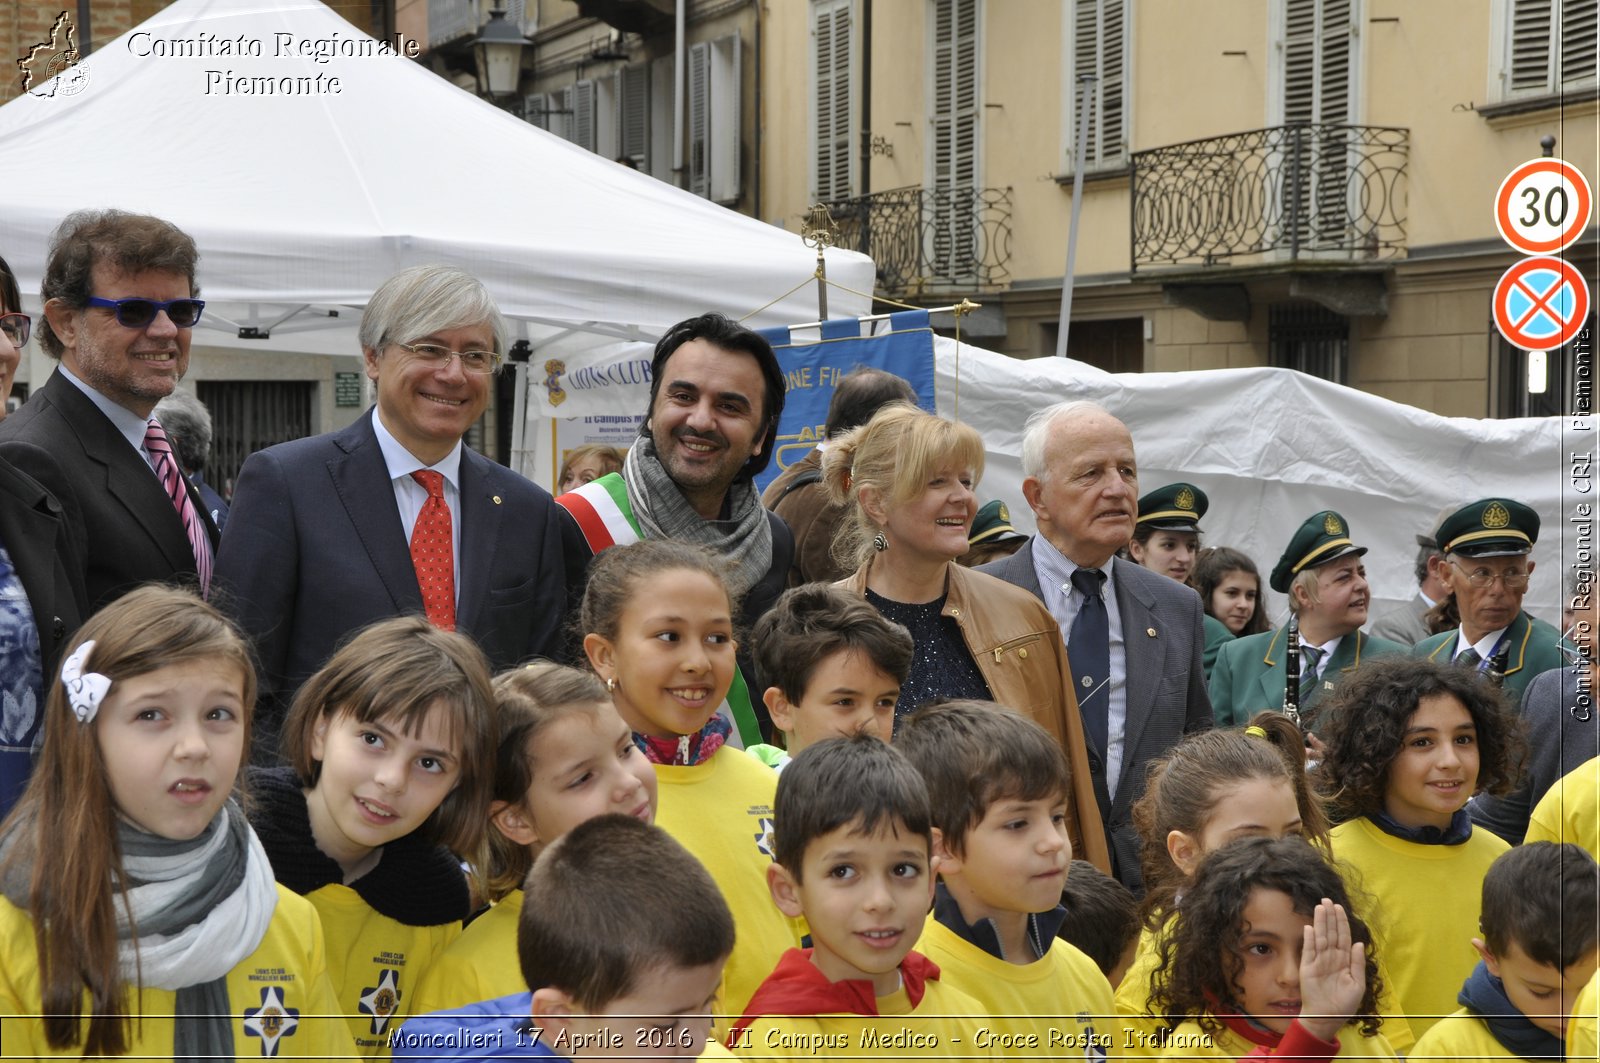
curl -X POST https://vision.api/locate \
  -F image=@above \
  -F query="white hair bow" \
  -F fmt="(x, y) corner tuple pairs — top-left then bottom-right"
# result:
(61, 640), (112, 724)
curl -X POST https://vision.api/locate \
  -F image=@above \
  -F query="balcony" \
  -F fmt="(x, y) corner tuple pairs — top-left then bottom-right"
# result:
(1130, 123), (1409, 274)
(824, 185), (1013, 299)
(428, 0), (479, 47)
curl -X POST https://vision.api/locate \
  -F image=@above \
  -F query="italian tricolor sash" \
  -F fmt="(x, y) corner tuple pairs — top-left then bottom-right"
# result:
(557, 473), (760, 748)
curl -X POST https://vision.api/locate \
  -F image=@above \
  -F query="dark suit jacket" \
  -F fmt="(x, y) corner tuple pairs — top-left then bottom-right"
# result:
(215, 410), (581, 742)
(0, 371), (218, 612)
(979, 543), (1213, 890)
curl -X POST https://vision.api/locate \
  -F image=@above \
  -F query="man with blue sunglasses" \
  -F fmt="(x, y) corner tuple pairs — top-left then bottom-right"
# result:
(0, 209), (218, 612)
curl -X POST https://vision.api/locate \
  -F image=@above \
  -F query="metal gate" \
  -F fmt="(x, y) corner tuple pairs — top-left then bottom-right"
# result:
(1268, 302), (1349, 384)
(196, 381), (316, 501)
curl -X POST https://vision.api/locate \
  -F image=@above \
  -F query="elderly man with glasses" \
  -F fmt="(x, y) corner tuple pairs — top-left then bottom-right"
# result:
(216, 264), (581, 757)
(0, 209), (215, 613)
(1412, 497), (1569, 701)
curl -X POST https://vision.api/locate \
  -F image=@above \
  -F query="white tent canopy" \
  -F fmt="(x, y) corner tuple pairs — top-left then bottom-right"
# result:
(0, 0), (872, 356)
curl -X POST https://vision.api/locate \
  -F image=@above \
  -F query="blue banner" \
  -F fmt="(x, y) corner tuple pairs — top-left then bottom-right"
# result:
(754, 311), (936, 496)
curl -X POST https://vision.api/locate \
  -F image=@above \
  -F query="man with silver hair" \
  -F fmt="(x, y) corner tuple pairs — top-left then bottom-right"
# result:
(153, 387), (229, 530)
(217, 264), (579, 752)
(978, 400), (1212, 889)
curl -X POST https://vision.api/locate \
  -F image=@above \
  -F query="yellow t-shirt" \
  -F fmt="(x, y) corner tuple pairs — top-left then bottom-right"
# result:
(1114, 922), (1171, 1058)
(654, 747), (804, 1019)
(1156, 1017), (1397, 1060)
(306, 881), (463, 1057)
(1569, 970), (1599, 1061)
(916, 917), (1116, 1057)
(1525, 756), (1600, 857)
(1412, 1007), (1522, 1059)
(0, 885), (352, 1059)
(729, 978), (998, 1061)
(1330, 816), (1509, 1039)
(411, 890), (525, 1018)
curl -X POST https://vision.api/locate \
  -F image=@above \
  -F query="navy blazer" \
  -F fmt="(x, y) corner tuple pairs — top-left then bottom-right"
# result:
(979, 542), (1213, 890)
(215, 410), (583, 742)
(0, 371), (218, 612)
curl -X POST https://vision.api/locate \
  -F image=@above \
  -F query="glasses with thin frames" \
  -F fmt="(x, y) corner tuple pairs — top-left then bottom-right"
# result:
(1449, 560), (1530, 590)
(0, 313), (28, 348)
(394, 341), (502, 375)
(85, 296), (206, 329)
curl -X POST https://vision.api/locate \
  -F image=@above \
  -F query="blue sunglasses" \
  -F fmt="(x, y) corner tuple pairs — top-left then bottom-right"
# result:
(86, 296), (206, 329)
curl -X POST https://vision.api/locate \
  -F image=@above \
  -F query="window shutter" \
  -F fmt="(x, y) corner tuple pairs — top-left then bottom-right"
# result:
(524, 92), (551, 131)
(688, 42), (711, 197)
(572, 80), (596, 152)
(1069, 0), (1126, 171)
(1282, 0), (1317, 123)
(1560, 0), (1598, 89)
(1509, 0), (1557, 93)
(931, 0), (978, 192)
(620, 64), (649, 168)
(505, 0), (528, 32)
(812, 0), (855, 201)
(709, 35), (742, 204)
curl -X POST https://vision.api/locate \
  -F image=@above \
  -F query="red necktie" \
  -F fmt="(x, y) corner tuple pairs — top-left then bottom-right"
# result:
(144, 418), (212, 597)
(409, 471), (456, 631)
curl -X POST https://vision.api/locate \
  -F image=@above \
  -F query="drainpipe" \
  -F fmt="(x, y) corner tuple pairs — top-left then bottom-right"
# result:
(673, 0), (686, 187)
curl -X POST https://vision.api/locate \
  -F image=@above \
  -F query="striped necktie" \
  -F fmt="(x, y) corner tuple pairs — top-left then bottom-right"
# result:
(144, 418), (212, 597)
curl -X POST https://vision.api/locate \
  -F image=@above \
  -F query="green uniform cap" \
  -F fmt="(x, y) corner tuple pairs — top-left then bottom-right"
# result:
(1436, 498), (1540, 558)
(970, 499), (1025, 545)
(1269, 510), (1367, 593)
(1137, 482), (1208, 532)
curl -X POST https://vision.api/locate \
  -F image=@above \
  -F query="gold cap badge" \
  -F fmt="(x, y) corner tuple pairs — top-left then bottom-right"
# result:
(1176, 487), (1195, 510)
(1483, 501), (1511, 529)
(1323, 513), (1343, 535)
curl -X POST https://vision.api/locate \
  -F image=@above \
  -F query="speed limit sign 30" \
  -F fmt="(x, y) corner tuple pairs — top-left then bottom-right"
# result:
(1495, 158), (1593, 255)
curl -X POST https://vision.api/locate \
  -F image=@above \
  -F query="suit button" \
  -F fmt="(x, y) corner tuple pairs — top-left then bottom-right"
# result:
(52, 617), (64, 642)
(1087, 751), (1103, 773)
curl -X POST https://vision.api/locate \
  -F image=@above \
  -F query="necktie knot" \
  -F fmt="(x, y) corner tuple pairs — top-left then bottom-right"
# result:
(1456, 647), (1483, 669)
(1300, 643), (1325, 674)
(1070, 566), (1106, 600)
(411, 470), (445, 499)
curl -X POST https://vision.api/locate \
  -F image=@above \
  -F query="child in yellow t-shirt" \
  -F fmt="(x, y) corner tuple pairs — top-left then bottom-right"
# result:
(1413, 842), (1599, 1059)
(898, 699), (1116, 1056)
(729, 733), (993, 1060)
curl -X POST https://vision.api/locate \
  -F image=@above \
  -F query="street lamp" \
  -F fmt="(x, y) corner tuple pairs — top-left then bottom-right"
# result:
(473, 3), (531, 98)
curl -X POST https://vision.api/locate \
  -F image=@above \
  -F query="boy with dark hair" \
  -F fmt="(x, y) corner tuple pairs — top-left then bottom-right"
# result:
(896, 701), (1115, 1053)
(746, 584), (913, 771)
(729, 733), (990, 1058)
(393, 815), (735, 1060)
(1059, 859), (1139, 987)
(1413, 842), (1600, 1059)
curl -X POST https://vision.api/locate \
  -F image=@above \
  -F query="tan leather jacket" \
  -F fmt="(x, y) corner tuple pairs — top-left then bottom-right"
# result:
(839, 559), (1111, 874)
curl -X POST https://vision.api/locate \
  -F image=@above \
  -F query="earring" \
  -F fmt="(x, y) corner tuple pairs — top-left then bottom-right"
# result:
(606, 676), (618, 694)
(873, 532), (889, 553)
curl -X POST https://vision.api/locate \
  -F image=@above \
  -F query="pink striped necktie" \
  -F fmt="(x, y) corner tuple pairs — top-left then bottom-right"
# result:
(144, 418), (212, 597)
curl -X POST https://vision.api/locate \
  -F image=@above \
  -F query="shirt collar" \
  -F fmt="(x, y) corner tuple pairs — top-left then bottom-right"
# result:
(371, 408), (463, 490)
(1455, 625), (1510, 660)
(56, 364), (154, 453)
(1031, 534), (1116, 596)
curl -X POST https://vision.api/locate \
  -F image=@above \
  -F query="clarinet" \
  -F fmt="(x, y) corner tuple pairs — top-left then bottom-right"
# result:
(1282, 614), (1301, 725)
(1486, 649), (1510, 688)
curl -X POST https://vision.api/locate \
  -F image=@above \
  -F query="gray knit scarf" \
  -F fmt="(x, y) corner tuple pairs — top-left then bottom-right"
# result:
(0, 799), (277, 1063)
(624, 435), (772, 599)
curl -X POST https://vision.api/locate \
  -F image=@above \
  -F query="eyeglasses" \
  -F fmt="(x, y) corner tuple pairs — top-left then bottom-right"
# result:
(0, 313), (28, 348)
(1449, 560), (1530, 590)
(394, 342), (502, 375)
(85, 296), (206, 329)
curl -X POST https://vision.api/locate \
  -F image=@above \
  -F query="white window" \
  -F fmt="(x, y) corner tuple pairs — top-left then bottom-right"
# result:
(811, 0), (858, 201)
(567, 81), (596, 151)
(1495, 0), (1598, 101)
(928, 0), (981, 194)
(620, 63), (650, 169)
(1273, 0), (1358, 126)
(688, 35), (742, 203)
(1063, 0), (1128, 173)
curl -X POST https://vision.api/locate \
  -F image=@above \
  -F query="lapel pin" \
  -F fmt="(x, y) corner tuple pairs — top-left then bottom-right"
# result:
(492, 495), (503, 505)
(1146, 628), (1157, 637)
(1323, 681), (1334, 691)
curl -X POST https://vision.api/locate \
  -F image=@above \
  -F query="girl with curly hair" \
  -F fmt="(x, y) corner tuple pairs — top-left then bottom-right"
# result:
(1316, 656), (1524, 1041)
(1149, 835), (1395, 1060)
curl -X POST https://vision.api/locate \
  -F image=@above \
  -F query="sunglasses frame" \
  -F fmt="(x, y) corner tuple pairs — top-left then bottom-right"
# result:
(0, 312), (28, 348)
(85, 296), (207, 329)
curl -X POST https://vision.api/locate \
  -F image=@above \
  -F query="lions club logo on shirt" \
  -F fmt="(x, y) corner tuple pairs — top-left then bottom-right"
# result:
(242, 985), (300, 1056)
(358, 968), (402, 1035)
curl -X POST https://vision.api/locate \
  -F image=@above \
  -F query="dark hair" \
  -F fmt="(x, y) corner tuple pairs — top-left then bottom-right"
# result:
(1316, 656), (1524, 823)
(1131, 716), (1329, 927)
(1131, 524), (1202, 549)
(281, 615), (498, 859)
(484, 663), (612, 900)
(824, 367), (918, 439)
(38, 210), (199, 359)
(1481, 842), (1598, 969)
(644, 312), (785, 480)
(897, 699), (1070, 857)
(0, 586), (254, 1054)
(1190, 547), (1269, 636)
(1059, 859), (1139, 978)
(518, 814), (735, 1009)
(751, 583), (913, 704)
(579, 539), (738, 643)
(1151, 836), (1383, 1037)
(0, 252), (19, 315)
(773, 732), (932, 879)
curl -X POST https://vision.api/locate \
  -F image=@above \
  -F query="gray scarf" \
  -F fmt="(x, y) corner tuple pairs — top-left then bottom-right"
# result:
(624, 435), (772, 599)
(0, 799), (278, 1063)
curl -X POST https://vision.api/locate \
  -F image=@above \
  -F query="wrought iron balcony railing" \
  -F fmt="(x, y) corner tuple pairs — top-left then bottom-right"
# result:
(1130, 123), (1408, 272)
(823, 185), (1012, 297)
(428, 0), (479, 48)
